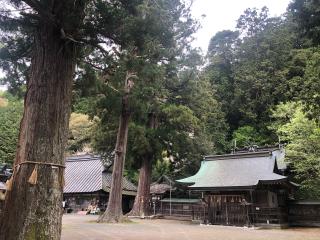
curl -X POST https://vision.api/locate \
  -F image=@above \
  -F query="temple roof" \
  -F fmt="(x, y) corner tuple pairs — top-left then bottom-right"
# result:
(64, 154), (137, 195)
(150, 175), (176, 194)
(150, 183), (172, 195)
(177, 150), (288, 190)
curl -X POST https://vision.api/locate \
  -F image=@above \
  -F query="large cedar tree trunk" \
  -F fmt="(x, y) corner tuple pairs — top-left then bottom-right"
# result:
(128, 113), (156, 217)
(97, 72), (135, 223)
(127, 155), (152, 217)
(0, 2), (86, 239)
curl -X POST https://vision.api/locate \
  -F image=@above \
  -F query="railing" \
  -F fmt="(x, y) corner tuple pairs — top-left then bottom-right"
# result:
(156, 201), (288, 226)
(192, 205), (207, 221)
(155, 203), (206, 220)
(250, 207), (288, 225)
(159, 203), (193, 218)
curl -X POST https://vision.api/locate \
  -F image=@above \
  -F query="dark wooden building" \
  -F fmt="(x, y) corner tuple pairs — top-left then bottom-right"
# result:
(177, 147), (296, 227)
(64, 154), (137, 213)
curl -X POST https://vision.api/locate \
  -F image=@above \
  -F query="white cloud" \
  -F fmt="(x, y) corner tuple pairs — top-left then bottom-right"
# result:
(191, 0), (291, 52)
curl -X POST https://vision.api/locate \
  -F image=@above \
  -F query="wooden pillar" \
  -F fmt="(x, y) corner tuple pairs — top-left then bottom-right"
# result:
(250, 190), (254, 226)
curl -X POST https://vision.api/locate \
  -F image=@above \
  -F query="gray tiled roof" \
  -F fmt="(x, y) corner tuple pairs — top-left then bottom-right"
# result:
(64, 154), (136, 195)
(102, 172), (137, 195)
(177, 150), (287, 189)
(150, 175), (176, 194)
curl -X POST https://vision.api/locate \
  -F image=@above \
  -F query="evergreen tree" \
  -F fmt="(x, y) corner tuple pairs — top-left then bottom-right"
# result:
(286, 48), (320, 118)
(206, 30), (239, 131)
(205, 7), (297, 145)
(289, 0), (320, 46)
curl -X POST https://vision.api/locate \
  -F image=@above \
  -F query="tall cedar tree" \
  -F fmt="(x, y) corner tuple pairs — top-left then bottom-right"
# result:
(97, 70), (136, 222)
(0, 1), (88, 239)
(95, 0), (198, 222)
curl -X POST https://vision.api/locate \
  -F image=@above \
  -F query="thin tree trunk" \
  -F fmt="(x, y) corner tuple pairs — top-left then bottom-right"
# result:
(128, 113), (156, 217)
(97, 71), (135, 223)
(0, 2), (85, 239)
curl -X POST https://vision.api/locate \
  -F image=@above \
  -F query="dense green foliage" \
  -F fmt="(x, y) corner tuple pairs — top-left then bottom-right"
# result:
(289, 0), (320, 45)
(206, 8), (296, 141)
(0, 92), (23, 164)
(67, 113), (96, 154)
(286, 48), (320, 117)
(271, 102), (320, 199)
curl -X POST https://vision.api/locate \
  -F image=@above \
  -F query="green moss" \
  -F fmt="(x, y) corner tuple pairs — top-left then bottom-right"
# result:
(25, 224), (51, 240)
(91, 216), (135, 224)
(25, 225), (37, 240)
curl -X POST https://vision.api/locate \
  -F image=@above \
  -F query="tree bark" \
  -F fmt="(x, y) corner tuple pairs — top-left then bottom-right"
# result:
(0, 2), (86, 239)
(127, 155), (152, 217)
(128, 113), (156, 217)
(97, 71), (135, 223)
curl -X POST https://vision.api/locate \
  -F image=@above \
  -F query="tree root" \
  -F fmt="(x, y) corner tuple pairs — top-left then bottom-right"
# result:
(97, 212), (129, 223)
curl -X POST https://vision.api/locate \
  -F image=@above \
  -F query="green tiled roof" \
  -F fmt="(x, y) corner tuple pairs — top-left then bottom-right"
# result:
(177, 150), (287, 189)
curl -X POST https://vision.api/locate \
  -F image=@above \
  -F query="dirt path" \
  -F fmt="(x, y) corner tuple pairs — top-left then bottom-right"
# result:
(62, 214), (320, 240)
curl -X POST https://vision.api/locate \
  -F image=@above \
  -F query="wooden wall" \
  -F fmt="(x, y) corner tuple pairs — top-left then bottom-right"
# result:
(288, 202), (320, 227)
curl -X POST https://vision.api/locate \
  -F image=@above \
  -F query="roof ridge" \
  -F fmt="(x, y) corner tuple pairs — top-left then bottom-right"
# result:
(204, 151), (272, 161)
(65, 154), (101, 162)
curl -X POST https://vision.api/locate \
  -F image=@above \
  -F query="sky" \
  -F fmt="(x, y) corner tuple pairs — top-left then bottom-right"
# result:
(0, 0), (292, 91)
(191, 0), (291, 52)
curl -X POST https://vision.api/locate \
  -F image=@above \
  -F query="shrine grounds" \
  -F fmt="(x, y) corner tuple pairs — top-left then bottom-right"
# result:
(62, 214), (320, 240)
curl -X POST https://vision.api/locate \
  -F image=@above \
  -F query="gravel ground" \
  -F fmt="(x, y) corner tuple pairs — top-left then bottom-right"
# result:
(62, 214), (320, 240)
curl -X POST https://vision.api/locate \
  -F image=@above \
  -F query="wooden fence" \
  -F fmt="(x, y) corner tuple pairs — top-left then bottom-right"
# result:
(155, 198), (312, 228)
(288, 201), (320, 227)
